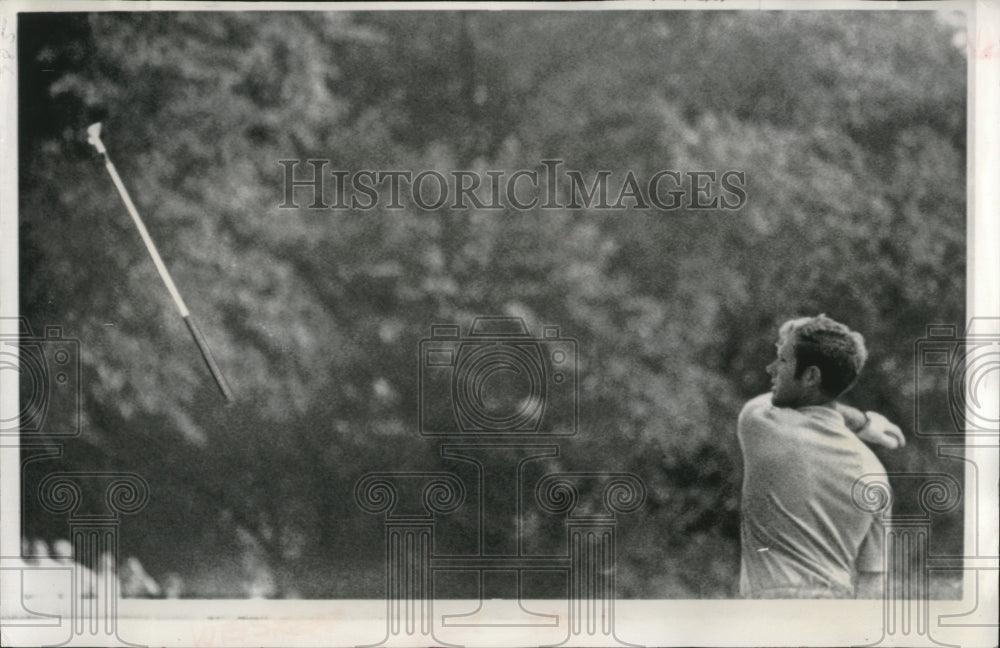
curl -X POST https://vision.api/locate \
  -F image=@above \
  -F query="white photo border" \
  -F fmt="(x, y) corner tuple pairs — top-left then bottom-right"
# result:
(1, 1), (996, 647)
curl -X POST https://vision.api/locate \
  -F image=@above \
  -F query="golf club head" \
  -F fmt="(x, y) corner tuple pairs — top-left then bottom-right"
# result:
(86, 122), (106, 154)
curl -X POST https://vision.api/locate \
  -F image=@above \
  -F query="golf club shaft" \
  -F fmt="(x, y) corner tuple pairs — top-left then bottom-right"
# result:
(96, 143), (233, 402)
(102, 159), (189, 316)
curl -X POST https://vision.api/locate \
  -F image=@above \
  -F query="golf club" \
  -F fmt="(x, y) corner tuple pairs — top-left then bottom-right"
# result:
(87, 122), (234, 403)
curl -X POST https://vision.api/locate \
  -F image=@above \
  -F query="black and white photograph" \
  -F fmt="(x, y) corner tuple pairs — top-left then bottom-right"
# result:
(1, 1), (997, 646)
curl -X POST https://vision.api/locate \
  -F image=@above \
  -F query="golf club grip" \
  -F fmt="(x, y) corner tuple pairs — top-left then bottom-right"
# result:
(183, 315), (234, 402)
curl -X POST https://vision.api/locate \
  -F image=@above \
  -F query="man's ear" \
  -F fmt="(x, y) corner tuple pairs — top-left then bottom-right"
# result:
(802, 365), (822, 389)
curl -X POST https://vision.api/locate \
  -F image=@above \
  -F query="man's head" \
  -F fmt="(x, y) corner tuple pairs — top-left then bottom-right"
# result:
(768, 314), (868, 408)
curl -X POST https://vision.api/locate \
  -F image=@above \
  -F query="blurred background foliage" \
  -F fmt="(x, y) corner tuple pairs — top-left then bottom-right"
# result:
(18, 10), (965, 598)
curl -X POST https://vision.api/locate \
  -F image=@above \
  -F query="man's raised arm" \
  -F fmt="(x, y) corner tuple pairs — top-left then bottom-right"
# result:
(833, 402), (906, 449)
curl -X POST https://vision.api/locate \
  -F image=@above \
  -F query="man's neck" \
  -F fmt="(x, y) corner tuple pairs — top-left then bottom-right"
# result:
(797, 392), (836, 409)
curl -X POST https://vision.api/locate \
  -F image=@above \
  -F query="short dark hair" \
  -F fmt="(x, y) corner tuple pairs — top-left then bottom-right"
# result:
(779, 314), (868, 398)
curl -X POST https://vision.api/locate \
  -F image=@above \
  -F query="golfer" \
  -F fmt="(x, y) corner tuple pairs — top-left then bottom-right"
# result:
(737, 314), (904, 599)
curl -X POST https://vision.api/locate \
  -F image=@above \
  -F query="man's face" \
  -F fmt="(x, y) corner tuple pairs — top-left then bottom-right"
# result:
(767, 335), (810, 408)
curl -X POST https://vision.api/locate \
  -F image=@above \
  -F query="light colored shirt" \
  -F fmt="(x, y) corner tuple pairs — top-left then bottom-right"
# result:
(737, 393), (888, 598)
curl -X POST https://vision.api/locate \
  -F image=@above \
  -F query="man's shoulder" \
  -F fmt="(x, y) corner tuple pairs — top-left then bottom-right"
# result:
(740, 393), (774, 415)
(739, 393), (777, 424)
(737, 394), (814, 459)
(739, 393), (807, 430)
